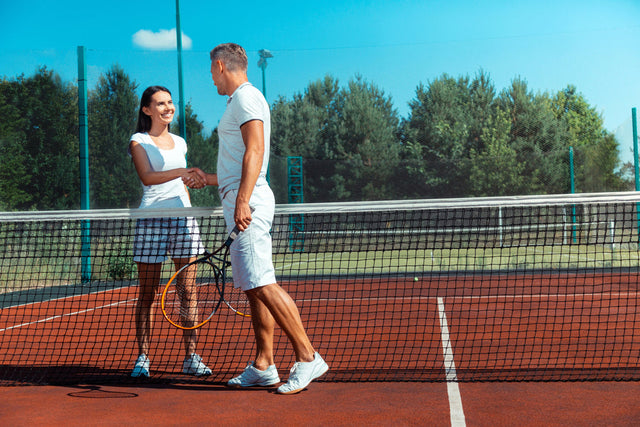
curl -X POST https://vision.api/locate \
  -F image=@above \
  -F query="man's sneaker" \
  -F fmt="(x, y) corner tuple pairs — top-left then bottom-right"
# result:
(131, 354), (150, 378)
(276, 352), (328, 395)
(227, 362), (280, 387)
(183, 353), (212, 376)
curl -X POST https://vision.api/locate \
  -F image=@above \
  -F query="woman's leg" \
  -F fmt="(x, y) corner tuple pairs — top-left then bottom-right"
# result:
(135, 262), (162, 355)
(173, 257), (198, 356)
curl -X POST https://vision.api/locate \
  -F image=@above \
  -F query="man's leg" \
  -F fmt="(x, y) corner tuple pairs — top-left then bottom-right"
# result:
(246, 291), (276, 370)
(248, 283), (329, 394)
(247, 283), (315, 363)
(226, 288), (281, 387)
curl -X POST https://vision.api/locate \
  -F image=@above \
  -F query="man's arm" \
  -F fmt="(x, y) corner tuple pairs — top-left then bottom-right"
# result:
(235, 119), (264, 231)
(183, 169), (217, 188)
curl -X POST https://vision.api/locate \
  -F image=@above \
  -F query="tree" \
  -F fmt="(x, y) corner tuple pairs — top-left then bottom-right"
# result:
(401, 71), (499, 198)
(272, 75), (339, 160)
(88, 65), (140, 208)
(182, 103), (220, 207)
(271, 75), (401, 202)
(1, 64), (628, 210)
(271, 76), (341, 202)
(551, 86), (625, 192)
(403, 75), (470, 197)
(329, 76), (400, 200)
(468, 109), (526, 196)
(0, 132), (32, 210)
(0, 81), (32, 209)
(0, 68), (79, 210)
(497, 78), (570, 194)
(580, 133), (625, 191)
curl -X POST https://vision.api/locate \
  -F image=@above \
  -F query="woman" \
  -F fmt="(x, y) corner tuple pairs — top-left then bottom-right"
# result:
(129, 85), (211, 378)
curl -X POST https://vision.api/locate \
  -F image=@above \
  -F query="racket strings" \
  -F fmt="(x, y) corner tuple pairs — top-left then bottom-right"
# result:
(162, 259), (226, 329)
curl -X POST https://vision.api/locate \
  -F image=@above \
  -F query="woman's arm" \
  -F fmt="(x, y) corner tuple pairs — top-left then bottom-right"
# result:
(130, 141), (205, 187)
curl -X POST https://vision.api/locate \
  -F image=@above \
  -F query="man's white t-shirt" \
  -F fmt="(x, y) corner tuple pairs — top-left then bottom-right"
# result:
(216, 82), (270, 197)
(129, 132), (192, 209)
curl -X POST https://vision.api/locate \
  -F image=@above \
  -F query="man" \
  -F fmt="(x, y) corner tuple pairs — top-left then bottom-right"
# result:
(192, 43), (328, 394)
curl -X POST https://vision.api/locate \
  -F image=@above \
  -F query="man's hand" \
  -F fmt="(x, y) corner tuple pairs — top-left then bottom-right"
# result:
(182, 168), (206, 189)
(234, 201), (253, 231)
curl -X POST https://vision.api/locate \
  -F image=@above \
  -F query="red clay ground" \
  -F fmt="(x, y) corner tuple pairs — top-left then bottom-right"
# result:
(3, 273), (640, 424)
(2, 381), (640, 425)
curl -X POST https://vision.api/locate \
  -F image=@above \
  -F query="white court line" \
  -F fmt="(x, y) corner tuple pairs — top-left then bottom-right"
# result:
(0, 296), (137, 332)
(289, 290), (640, 306)
(2, 284), (134, 310)
(446, 290), (640, 301)
(438, 297), (466, 427)
(8, 287), (625, 334)
(274, 253), (341, 272)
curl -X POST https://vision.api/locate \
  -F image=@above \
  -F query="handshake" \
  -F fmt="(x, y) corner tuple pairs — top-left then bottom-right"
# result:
(182, 168), (208, 189)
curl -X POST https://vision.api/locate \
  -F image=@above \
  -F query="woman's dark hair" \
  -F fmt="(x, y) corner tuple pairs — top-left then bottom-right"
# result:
(136, 85), (172, 133)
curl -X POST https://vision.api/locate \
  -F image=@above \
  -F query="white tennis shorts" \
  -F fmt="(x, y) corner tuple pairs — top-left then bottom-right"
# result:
(133, 217), (204, 263)
(222, 185), (277, 291)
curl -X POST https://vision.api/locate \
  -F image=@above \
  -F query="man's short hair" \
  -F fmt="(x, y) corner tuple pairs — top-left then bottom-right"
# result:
(210, 43), (248, 73)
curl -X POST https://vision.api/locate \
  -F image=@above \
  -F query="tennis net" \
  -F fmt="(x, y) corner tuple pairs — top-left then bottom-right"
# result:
(1, 192), (640, 384)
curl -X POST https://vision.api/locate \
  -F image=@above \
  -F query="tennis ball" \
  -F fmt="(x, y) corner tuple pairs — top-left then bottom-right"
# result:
(414, 277), (419, 282)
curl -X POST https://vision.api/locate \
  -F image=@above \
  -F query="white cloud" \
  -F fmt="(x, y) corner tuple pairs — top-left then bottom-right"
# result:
(132, 28), (192, 50)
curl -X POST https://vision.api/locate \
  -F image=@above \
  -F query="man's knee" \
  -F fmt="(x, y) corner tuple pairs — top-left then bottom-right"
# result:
(247, 282), (278, 299)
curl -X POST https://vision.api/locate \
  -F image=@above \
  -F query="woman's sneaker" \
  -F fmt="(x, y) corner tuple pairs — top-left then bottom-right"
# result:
(183, 353), (212, 376)
(131, 354), (150, 378)
(227, 362), (280, 387)
(276, 352), (328, 395)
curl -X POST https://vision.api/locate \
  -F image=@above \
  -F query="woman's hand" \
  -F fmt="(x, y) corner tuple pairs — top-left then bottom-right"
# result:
(182, 168), (207, 189)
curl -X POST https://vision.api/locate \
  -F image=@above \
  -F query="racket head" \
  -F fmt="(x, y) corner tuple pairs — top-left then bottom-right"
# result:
(213, 248), (251, 318)
(161, 258), (223, 330)
(222, 281), (251, 317)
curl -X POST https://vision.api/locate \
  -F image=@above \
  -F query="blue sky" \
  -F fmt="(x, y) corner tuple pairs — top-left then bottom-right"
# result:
(2, 0), (639, 161)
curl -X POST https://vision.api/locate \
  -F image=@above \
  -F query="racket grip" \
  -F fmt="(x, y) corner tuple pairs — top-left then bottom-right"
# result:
(225, 207), (254, 246)
(225, 226), (240, 247)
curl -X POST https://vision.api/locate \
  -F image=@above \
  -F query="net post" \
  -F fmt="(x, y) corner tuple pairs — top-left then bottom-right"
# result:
(77, 46), (91, 283)
(610, 220), (615, 251)
(498, 207), (503, 247)
(633, 108), (640, 244)
(633, 108), (638, 191)
(569, 147), (577, 243)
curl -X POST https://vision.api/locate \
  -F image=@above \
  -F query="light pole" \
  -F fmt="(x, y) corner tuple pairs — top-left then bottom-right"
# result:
(257, 49), (273, 184)
(257, 49), (273, 99)
(176, 0), (186, 138)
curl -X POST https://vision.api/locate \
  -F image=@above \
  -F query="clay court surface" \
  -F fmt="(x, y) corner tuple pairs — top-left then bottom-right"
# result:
(2, 380), (640, 425)
(2, 260), (640, 424)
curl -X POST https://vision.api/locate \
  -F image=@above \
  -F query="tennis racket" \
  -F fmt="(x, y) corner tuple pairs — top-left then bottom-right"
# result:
(161, 225), (250, 330)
